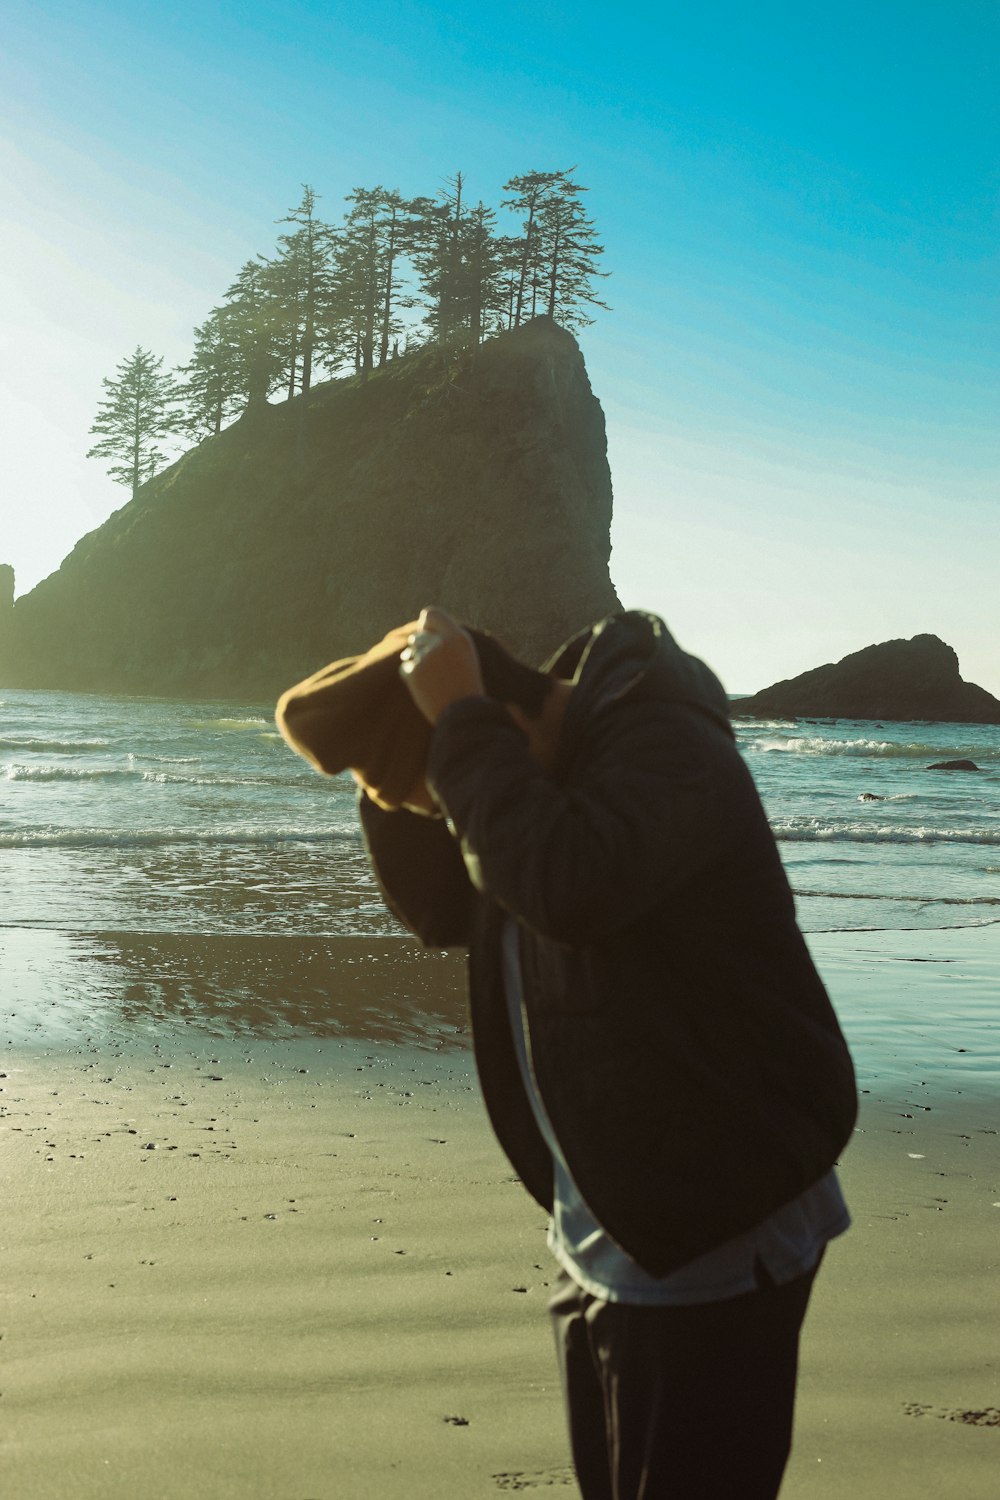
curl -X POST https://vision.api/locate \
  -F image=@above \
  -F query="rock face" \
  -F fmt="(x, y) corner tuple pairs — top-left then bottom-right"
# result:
(0, 320), (621, 700)
(0, 564), (13, 657)
(733, 635), (1000, 725)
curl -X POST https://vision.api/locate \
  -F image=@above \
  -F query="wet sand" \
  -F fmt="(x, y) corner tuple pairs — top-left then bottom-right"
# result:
(3, 927), (999, 1498)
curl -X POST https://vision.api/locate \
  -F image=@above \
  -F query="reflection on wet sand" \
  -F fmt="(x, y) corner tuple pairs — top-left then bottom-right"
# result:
(2, 927), (468, 1049)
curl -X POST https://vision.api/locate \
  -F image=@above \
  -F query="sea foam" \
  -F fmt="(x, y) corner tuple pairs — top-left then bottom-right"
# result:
(747, 736), (999, 761)
(772, 820), (1000, 847)
(0, 826), (351, 849)
(2, 764), (135, 783)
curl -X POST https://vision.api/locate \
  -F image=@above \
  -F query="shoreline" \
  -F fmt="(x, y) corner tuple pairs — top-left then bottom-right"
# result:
(6, 919), (999, 1105)
(3, 924), (999, 1496)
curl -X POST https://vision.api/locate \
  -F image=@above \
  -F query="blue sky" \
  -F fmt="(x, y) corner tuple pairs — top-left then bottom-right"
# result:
(2, 0), (997, 692)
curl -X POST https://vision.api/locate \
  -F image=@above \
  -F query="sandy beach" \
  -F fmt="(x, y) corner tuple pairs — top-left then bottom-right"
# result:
(3, 927), (998, 1498)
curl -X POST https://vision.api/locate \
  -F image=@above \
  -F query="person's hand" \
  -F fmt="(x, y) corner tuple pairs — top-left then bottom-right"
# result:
(399, 606), (484, 725)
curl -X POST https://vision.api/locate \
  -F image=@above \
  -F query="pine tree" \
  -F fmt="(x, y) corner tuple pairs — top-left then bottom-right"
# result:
(177, 308), (244, 438)
(323, 188), (379, 377)
(501, 168), (609, 330)
(536, 174), (610, 328)
(410, 177), (507, 346)
(491, 233), (526, 335)
(323, 187), (411, 378)
(86, 347), (183, 497)
(437, 172), (466, 341)
(501, 170), (565, 328)
(375, 190), (408, 368)
(461, 201), (507, 343)
(406, 191), (452, 343)
(267, 185), (337, 397)
(263, 236), (305, 402)
(145, 166), (609, 449)
(219, 259), (284, 411)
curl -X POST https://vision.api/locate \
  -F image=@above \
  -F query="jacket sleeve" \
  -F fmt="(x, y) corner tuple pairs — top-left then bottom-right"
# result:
(425, 696), (730, 946)
(357, 789), (475, 948)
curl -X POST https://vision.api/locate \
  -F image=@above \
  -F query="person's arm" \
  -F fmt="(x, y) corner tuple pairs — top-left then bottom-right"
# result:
(394, 605), (728, 945)
(358, 790), (475, 948)
(425, 695), (727, 946)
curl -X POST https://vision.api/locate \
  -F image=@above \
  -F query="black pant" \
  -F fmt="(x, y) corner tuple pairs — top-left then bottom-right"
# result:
(549, 1258), (820, 1500)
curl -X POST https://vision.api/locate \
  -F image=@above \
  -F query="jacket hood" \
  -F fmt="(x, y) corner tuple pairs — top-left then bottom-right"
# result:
(544, 611), (734, 741)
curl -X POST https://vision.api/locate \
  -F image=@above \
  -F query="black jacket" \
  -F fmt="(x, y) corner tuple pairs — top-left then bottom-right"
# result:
(360, 611), (857, 1277)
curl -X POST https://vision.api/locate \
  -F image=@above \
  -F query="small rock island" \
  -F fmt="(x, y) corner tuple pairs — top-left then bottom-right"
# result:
(733, 634), (1000, 725)
(0, 320), (620, 700)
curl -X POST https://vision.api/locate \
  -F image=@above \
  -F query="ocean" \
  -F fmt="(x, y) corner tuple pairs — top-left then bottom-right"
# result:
(2, 688), (998, 940)
(2, 688), (999, 1097)
(733, 715), (1000, 935)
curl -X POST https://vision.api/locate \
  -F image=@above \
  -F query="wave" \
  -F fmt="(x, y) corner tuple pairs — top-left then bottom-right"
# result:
(2, 762), (318, 790)
(0, 737), (112, 753)
(187, 717), (271, 730)
(806, 917), (1000, 934)
(137, 769), (314, 788)
(733, 719), (798, 731)
(127, 753), (200, 765)
(772, 821), (1000, 847)
(2, 764), (135, 783)
(746, 736), (999, 760)
(794, 889), (1000, 907)
(0, 827), (351, 850)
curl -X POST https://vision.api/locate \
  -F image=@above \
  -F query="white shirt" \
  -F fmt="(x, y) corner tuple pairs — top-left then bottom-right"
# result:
(502, 920), (850, 1305)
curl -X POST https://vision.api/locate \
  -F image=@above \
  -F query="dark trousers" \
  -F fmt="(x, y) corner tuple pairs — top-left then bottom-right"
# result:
(549, 1258), (820, 1500)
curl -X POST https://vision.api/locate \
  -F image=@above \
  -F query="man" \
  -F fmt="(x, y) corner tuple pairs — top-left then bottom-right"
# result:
(277, 606), (857, 1500)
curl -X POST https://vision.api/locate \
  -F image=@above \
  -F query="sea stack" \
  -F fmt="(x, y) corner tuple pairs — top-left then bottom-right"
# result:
(0, 565), (13, 654)
(0, 320), (620, 700)
(733, 635), (1000, 725)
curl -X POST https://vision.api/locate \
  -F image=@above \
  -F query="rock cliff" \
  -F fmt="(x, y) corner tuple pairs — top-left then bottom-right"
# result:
(0, 564), (13, 661)
(0, 319), (620, 700)
(733, 635), (1000, 724)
